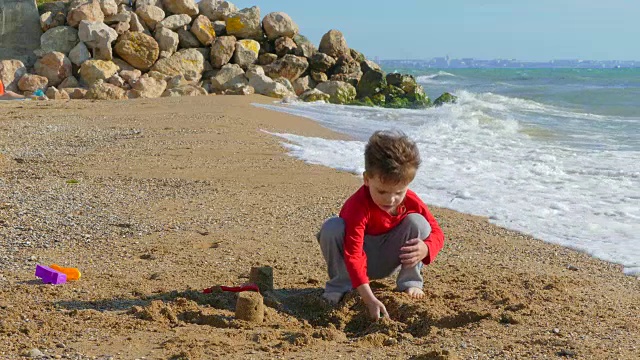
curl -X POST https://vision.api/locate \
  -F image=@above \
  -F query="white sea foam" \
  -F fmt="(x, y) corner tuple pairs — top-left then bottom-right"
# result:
(257, 94), (640, 276)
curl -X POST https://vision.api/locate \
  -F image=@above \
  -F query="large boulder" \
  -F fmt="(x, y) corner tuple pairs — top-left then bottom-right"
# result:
(198, 0), (237, 21)
(262, 12), (298, 40)
(135, 5), (165, 30)
(40, 11), (67, 32)
(18, 74), (49, 92)
(357, 69), (386, 99)
(78, 20), (118, 60)
(104, 12), (131, 25)
(128, 75), (167, 98)
(293, 34), (316, 58)
(67, 0), (104, 27)
(275, 37), (296, 57)
(129, 12), (149, 33)
(155, 27), (179, 58)
(162, 0), (198, 16)
(233, 39), (260, 68)
(99, 0), (118, 16)
(0, 60), (27, 92)
(361, 59), (381, 74)
(191, 15), (216, 46)
(309, 52), (335, 73)
(59, 76), (80, 89)
(299, 88), (330, 103)
(210, 63), (247, 92)
(257, 53), (277, 66)
(225, 6), (262, 40)
(69, 41), (92, 66)
(135, 0), (163, 9)
(40, 26), (79, 55)
(386, 73), (420, 94)
(0, 0), (42, 65)
(156, 14), (191, 30)
(210, 35), (236, 68)
(319, 29), (349, 59)
(264, 54), (308, 82)
(248, 73), (293, 99)
(150, 48), (205, 81)
(310, 70), (328, 83)
(34, 52), (72, 86)
(315, 80), (356, 104)
(433, 92), (457, 107)
(114, 31), (160, 71)
(177, 28), (201, 48)
(46, 86), (71, 100)
(79, 59), (119, 85)
(292, 75), (315, 96)
(85, 79), (127, 100)
(63, 87), (88, 99)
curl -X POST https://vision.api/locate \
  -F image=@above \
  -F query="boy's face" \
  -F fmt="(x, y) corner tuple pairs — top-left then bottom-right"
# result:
(363, 173), (409, 215)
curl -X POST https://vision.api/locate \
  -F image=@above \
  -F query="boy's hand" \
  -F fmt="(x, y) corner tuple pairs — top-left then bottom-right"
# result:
(357, 283), (390, 320)
(399, 238), (429, 268)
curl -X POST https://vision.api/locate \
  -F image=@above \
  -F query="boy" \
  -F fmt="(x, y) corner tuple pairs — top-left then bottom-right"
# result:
(317, 130), (444, 319)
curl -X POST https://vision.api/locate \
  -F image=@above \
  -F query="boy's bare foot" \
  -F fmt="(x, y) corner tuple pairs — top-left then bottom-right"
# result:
(404, 287), (425, 298)
(322, 292), (343, 305)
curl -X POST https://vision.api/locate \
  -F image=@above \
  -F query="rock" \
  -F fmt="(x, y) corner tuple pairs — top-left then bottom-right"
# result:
(257, 53), (277, 66)
(34, 51), (73, 86)
(262, 12), (298, 41)
(18, 74), (49, 92)
(249, 266), (274, 292)
(350, 48), (366, 63)
(275, 77), (294, 94)
(111, 21), (131, 35)
(107, 73), (127, 88)
(245, 64), (264, 80)
(235, 292), (264, 323)
(120, 69), (142, 85)
(210, 63), (246, 92)
(210, 35), (236, 68)
(79, 59), (120, 85)
(566, 264), (579, 271)
(112, 57), (136, 72)
(69, 41), (92, 66)
(67, 0), (105, 28)
(309, 52), (336, 73)
(129, 12), (148, 33)
(156, 14), (191, 31)
(135, 5), (164, 30)
(128, 75), (167, 98)
(319, 29), (349, 59)
(191, 15), (216, 46)
(264, 54), (308, 82)
(433, 92), (457, 107)
(114, 31), (160, 71)
(275, 36), (296, 57)
(135, 0), (162, 10)
(38, 1), (69, 17)
(59, 76), (80, 88)
(78, 20), (118, 60)
(162, 0), (198, 17)
(198, 0), (237, 21)
(331, 55), (362, 86)
(386, 73), (419, 94)
(40, 11), (67, 32)
(104, 12), (131, 25)
(0, 60), (27, 92)
(316, 80), (356, 104)
(224, 84), (254, 95)
(162, 84), (207, 97)
(310, 70), (328, 83)
(300, 88), (330, 102)
(249, 74), (292, 98)
(357, 69), (386, 99)
(212, 20), (226, 36)
(40, 26), (79, 55)
(177, 27), (201, 48)
(0, 0), (42, 66)
(154, 27), (179, 58)
(63, 87), (88, 99)
(151, 48), (205, 82)
(86, 79), (127, 99)
(293, 34), (316, 58)
(27, 348), (45, 358)
(99, 0), (118, 16)
(225, 6), (262, 40)
(292, 75), (315, 96)
(233, 39), (260, 69)
(46, 86), (71, 100)
(361, 59), (381, 74)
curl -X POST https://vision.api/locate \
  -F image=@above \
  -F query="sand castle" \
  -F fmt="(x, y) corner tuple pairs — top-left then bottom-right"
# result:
(0, 0), (456, 106)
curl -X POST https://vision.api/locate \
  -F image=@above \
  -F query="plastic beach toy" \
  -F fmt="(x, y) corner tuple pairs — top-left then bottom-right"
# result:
(50, 264), (81, 280)
(35, 264), (67, 284)
(203, 283), (260, 294)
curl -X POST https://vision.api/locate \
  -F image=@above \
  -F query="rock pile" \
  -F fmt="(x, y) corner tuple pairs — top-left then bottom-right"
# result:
(0, 0), (456, 107)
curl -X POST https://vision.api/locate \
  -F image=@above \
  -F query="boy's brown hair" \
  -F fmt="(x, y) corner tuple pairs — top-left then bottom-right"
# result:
(364, 130), (421, 184)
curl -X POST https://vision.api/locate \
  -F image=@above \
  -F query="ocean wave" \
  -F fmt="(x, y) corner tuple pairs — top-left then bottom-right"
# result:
(416, 71), (457, 83)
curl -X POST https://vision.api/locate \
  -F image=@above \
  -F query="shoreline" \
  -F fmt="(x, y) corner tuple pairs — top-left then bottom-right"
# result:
(0, 95), (638, 359)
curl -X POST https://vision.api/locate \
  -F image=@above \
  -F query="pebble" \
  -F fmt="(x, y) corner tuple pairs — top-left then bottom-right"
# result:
(26, 348), (44, 358)
(553, 328), (561, 334)
(566, 264), (579, 271)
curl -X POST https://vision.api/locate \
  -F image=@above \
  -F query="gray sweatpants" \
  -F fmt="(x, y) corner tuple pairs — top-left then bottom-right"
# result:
(317, 213), (432, 294)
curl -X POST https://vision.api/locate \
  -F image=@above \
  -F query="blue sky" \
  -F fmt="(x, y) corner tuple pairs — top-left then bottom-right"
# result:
(230, 0), (639, 61)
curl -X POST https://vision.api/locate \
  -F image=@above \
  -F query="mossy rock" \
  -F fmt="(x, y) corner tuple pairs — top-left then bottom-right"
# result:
(349, 97), (376, 107)
(433, 92), (457, 107)
(371, 93), (386, 106)
(404, 92), (431, 108)
(386, 73), (419, 94)
(350, 48), (366, 63)
(356, 69), (386, 99)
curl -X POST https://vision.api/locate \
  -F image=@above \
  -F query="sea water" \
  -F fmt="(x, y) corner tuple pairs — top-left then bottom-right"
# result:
(259, 68), (640, 276)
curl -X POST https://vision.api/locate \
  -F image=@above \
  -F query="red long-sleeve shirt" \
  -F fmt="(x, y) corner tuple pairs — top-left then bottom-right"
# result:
(339, 185), (445, 288)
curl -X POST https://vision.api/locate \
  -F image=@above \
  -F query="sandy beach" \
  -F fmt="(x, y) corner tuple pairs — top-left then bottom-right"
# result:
(0, 95), (638, 359)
